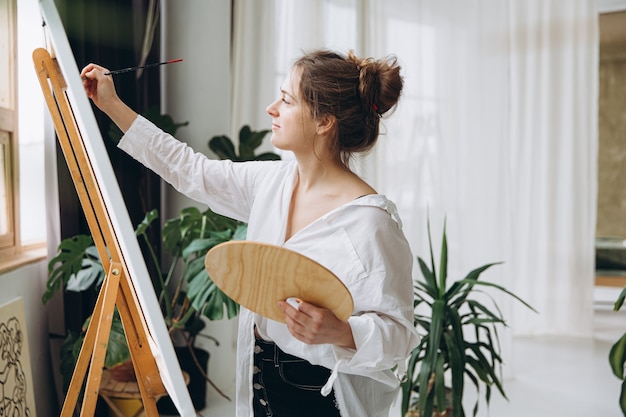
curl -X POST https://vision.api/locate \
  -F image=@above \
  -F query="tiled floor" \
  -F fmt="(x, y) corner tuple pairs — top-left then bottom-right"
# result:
(197, 286), (626, 417)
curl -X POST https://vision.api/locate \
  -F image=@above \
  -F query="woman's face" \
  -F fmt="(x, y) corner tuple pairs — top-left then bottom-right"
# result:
(266, 68), (318, 154)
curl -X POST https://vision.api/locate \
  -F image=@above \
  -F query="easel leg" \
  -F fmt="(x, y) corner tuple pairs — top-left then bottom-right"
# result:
(116, 273), (166, 415)
(60, 263), (122, 417)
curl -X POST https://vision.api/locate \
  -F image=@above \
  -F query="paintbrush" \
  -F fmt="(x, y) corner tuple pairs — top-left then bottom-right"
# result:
(105, 58), (183, 75)
(81, 58), (183, 79)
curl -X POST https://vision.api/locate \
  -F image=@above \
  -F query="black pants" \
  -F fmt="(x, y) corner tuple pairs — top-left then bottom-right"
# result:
(252, 336), (341, 417)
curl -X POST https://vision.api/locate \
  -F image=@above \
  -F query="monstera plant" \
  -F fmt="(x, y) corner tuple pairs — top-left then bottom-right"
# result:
(45, 206), (243, 401)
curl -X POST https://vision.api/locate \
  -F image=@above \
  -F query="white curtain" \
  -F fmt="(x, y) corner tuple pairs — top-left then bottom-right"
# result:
(507, 1), (598, 335)
(232, 0), (598, 336)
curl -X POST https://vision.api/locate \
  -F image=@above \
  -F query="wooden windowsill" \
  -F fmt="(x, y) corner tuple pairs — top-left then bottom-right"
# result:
(0, 246), (47, 275)
(595, 274), (626, 288)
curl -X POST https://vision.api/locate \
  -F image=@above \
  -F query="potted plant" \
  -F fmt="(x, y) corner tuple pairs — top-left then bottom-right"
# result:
(400, 220), (536, 417)
(608, 285), (626, 416)
(43, 119), (280, 412)
(44, 205), (241, 403)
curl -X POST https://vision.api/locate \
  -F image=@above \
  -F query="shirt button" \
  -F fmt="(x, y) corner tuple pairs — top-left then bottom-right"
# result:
(254, 345), (263, 354)
(259, 399), (267, 406)
(253, 366), (260, 374)
(253, 383), (262, 390)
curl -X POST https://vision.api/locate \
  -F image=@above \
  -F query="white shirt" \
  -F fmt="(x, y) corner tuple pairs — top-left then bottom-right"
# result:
(119, 115), (419, 417)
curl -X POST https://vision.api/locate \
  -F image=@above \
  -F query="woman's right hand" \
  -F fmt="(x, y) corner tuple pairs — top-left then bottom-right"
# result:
(80, 63), (118, 112)
(80, 63), (138, 133)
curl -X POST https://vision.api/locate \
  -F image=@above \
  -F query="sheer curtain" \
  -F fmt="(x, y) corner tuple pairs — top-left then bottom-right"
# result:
(232, 0), (598, 336)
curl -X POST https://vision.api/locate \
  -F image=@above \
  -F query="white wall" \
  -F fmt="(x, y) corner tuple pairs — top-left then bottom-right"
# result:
(0, 262), (58, 415)
(161, 0), (238, 399)
(161, 0), (232, 217)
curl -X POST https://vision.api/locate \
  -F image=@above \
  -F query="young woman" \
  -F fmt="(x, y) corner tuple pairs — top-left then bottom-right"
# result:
(81, 49), (419, 417)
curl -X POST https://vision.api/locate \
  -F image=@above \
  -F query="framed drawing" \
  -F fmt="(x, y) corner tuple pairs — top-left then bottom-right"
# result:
(37, 0), (195, 415)
(0, 297), (37, 417)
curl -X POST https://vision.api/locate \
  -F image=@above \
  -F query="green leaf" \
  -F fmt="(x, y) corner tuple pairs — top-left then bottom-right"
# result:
(426, 219), (437, 288)
(609, 332), (626, 379)
(135, 208), (159, 237)
(233, 224), (248, 240)
(104, 311), (131, 368)
(417, 299), (446, 414)
(185, 258), (239, 321)
(457, 279), (537, 313)
(65, 257), (105, 292)
(255, 152), (282, 161)
(418, 257), (438, 298)
(439, 220), (448, 297)
(614, 286), (626, 312)
(240, 125), (270, 151)
(182, 233), (231, 260)
(465, 299), (505, 325)
(467, 342), (506, 398)
(44, 235), (99, 304)
(619, 379), (626, 416)
(434, 352), (446, 414)
(209, 135), (238, 161)
(445, 312), (465, 417)
(447, 263), (499, 307)
(208, 124), (280, 162)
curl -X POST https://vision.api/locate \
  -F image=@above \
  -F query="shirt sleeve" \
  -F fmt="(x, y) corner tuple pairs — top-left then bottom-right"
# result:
(118, 115), (266, 222)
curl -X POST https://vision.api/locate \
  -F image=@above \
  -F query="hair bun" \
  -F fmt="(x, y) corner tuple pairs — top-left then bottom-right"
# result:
(348, 51), (403, 117)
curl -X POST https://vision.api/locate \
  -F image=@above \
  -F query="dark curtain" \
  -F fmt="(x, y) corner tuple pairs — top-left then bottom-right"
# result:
(54, 0), (162, 334)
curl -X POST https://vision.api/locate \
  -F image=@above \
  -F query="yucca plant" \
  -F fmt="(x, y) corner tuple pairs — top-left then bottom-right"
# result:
(401, 220), (536, 417)
(608, 285), (626, 416)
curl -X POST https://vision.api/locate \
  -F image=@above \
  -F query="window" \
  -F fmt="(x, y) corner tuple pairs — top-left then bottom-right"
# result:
(0, 0), (47, 270)
(0, 0), (17, 252)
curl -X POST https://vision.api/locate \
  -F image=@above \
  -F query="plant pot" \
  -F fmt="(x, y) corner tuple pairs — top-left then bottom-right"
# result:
(105, 397), (143, 417)
(405, 408), (453, 417)
(405, 410), (452, 417)
(157, 346), (209, 413)
(107, 359), (137, 383)
(405, 386), (453, 417)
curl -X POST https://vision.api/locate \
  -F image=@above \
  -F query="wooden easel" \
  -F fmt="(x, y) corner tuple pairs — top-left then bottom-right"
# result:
(33, 47), (167, 417)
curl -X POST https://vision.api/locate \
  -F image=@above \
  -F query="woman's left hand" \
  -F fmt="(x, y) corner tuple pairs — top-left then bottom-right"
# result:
(278, 300), (356, 349)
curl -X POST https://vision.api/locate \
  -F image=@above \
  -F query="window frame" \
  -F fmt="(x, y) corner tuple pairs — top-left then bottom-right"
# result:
(0, 0), (46, 271)
(0, 0), (18, 254)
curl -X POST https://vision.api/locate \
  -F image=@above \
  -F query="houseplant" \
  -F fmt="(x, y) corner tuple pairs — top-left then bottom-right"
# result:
(44, 200), (242, 406)
(401, 220), (536, 417)
(44, 120), (280, 410)
(608, 285), (626, 416)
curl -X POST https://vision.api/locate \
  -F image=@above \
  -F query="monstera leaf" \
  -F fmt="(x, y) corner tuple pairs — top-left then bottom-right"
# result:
(208, 125), (280, 162)
(43, 235), (105, 304)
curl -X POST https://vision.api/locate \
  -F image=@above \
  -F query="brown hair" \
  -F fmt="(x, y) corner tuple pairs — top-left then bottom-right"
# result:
(293, 49), (403, 165)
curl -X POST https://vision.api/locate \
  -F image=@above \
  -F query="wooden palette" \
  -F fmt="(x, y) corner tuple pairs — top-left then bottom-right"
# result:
(204, 241), (354, 323)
